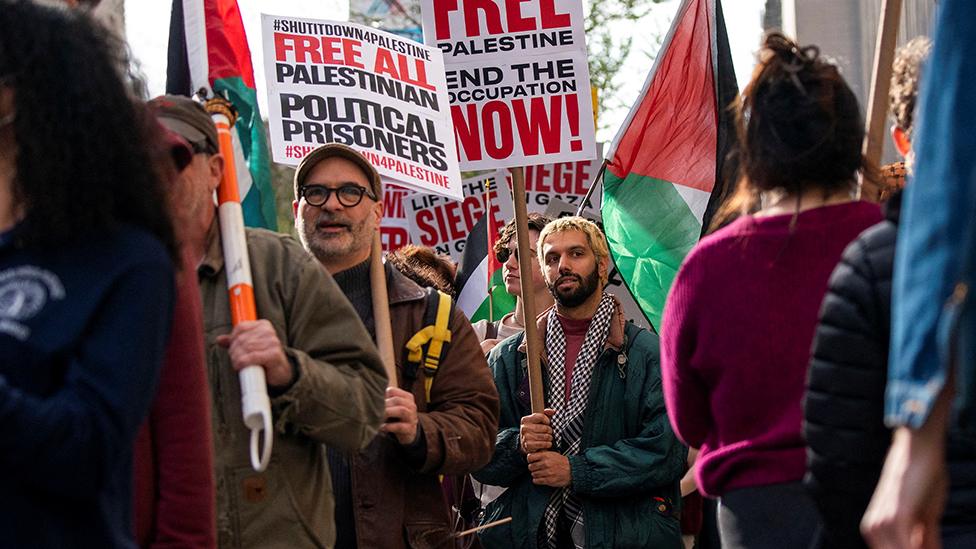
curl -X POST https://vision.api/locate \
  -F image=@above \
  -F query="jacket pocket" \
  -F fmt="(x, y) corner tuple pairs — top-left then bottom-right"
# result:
(612, 497), (682, 549)
(477, 489), (517, 548)
(231, 462), (328, 549)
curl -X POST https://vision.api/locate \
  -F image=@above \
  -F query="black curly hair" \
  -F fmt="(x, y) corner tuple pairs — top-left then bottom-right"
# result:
(0, 0), (176, 258)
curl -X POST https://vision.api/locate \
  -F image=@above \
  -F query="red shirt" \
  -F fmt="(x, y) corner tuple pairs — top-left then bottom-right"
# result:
(133, 248), (215, 548)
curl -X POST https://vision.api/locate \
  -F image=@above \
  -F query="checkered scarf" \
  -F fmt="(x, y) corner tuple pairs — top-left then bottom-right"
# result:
(540, 293), (615, 549)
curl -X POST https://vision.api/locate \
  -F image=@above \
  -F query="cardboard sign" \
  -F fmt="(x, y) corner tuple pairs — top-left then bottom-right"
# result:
(406, 170), (514, 261)
(380, 183), (414, 252)
(262, 15), (463, 199)
(421, 0), (597, 170)
(523, 154), (602, 213)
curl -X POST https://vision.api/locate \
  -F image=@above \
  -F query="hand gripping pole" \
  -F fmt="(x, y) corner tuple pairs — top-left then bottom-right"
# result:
(205, 96), (273, 471)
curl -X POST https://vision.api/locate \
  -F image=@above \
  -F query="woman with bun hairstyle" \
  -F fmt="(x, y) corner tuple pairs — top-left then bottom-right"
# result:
(660, 32), (883, 549)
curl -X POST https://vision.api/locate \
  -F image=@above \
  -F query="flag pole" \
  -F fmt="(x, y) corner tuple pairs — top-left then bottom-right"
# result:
(861, 0), (903, 202)
(205, 95), (273, 472)
(484, 177), (495, 324)
(575, 159), (608, 216)
(370, 232), (398, 384)
(511, 166), (545, 412)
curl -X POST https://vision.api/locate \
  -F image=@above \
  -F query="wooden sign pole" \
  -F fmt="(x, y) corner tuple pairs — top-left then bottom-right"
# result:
(861, 0), (903, 202)
(370, 232), (397, 384)
(510, 166), (545, 413)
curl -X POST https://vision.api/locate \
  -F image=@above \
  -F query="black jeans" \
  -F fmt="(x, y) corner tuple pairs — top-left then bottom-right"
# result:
(718, 482), (820, 549)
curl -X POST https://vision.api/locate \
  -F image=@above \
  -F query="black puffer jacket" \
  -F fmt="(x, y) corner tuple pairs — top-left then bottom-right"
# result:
(804, 193), (976, 548)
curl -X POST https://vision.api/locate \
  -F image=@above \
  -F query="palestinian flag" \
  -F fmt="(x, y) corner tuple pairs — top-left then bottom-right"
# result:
(455, 208), (515, 323)
(601, 0), (737, 329)
(166, 0), (277, 230)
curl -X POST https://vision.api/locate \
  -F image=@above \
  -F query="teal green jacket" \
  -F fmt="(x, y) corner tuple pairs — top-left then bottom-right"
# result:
(474, 303), (686, 549)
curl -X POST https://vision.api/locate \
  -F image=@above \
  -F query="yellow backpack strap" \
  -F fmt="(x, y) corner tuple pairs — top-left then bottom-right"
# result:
(402, 289), (453, 404)
(423, 290), (453, 403)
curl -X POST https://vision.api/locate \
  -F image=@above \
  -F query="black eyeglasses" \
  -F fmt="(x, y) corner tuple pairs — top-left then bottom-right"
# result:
(300, 184), (375, 208)
(495, 246), (537, 264)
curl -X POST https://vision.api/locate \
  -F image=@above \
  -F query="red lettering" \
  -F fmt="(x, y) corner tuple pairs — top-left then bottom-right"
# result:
(574, 161), (590, 194)
(553, 163), (569, 193)
(452, 104), (483, 162)
(274, 33), (321, 64)
(488, 198), (504, 232)
(415, 210), (439, 246)
(539, 0), (571, 29)
(433, 0), (459, 41)
(505, 0), (535, 32)
(443, 202), (465, 241)
(461, 196), (485, 232)
(381, 227), (409, 251)
(483, 101), (514, 159)
(342, 38), (365, 69)
(512, 96), (561, 155)
(530, 164), (551, 192)
(384, 189), (405, 218)
(464, 0), (504, 38)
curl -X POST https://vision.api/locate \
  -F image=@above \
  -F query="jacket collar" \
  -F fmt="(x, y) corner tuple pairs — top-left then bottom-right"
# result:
(517, 292), (627, 359)
(198, 219), (223, 278)
(385, 261), (428, 304)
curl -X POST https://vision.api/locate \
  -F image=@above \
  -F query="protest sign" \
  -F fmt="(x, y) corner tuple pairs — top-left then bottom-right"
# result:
(543, 198), (651, 331)
(381, 183), (414, 252)
(261, 15), (463, 199)
(522, 144), (603, 211)
(406, 170), (514, 261)
(420, 0), (597, 170)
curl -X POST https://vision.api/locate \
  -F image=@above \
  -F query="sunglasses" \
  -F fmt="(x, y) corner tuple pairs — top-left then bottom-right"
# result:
(495, 246), (537, 264)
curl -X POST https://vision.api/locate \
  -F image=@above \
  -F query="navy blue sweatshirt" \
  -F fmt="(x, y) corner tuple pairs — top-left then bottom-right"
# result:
(0, 225), (174, 548)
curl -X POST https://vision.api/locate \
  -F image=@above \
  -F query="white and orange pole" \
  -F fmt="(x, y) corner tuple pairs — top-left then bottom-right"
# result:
(206, 96), (273, 472)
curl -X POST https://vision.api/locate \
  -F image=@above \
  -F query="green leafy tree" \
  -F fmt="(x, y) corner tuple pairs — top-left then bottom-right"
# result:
(585, 0), (664, 132)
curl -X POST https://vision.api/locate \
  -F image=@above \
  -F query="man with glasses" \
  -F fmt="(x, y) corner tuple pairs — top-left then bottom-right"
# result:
(150, 96), (387, 548)
(473, 213), (555, 355)
(293, 143), (499, 549)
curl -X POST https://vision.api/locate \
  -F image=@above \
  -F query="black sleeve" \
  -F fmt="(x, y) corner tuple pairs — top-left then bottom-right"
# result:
(803, 225), (895, 548)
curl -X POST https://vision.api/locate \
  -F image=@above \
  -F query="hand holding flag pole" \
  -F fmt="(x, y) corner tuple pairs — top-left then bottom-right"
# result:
(205, 95), (273, 472)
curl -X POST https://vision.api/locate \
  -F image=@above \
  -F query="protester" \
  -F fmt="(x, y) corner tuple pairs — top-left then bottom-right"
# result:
(293, 143), (499, 548)
(800, 37), (976, 549)
(861, 0), (976, 546)
(474, 216), (685, 548)
(130, 128), (216, 549)
(387, 244), (457, 295)
(0, 2), (177, 546)
(472, 213), (555, 354)
(660, 32), (883, 549)
(151, 96), (387, 548)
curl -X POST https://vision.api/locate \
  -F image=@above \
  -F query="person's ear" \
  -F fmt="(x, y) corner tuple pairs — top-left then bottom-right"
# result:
(292, 200), (299, 219)
(208, 153), (224, 192)
(891, 125), (912, 158)
(598, 254), (610, 282)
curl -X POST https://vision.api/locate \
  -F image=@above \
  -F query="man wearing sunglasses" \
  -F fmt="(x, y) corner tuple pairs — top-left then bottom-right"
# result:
(293, 143), (499, 549)
(473, 213), (555, 355)
(151, 95), (387, 549)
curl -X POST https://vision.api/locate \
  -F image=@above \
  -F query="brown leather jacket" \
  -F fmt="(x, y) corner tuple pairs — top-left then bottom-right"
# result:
(348, 265), (500, 549)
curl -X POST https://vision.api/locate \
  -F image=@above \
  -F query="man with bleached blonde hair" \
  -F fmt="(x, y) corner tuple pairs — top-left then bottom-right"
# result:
(474, 217), (686, 549)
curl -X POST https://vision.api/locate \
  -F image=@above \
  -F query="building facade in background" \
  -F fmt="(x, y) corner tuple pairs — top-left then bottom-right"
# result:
(767, 0), (935, 163)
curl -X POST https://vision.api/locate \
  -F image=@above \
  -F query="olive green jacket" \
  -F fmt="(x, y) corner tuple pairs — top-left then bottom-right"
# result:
(198, 223), (386, 548)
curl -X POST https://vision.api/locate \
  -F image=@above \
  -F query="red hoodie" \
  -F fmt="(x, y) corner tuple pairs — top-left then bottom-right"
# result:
(133, 248), (215, 548)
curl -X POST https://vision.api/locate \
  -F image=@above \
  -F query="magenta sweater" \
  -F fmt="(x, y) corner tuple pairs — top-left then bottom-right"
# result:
(660, 201), (882, 498)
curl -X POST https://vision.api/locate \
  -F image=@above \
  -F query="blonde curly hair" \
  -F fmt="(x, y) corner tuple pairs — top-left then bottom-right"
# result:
(888, 36), (932, 137)
(537, 216), (610, 268)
